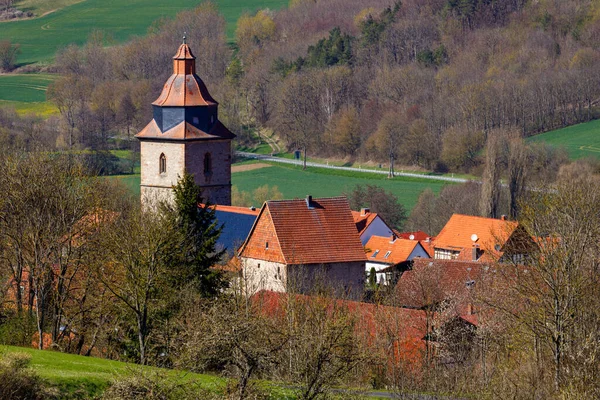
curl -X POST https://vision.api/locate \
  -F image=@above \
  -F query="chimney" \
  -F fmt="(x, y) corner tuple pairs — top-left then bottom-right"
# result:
(360, 208), (370, 216)
(425, 237), (431, 243)
(306, 195), (313, 209)
(390, 233), (397, 243)
(500, 215), (507, 221)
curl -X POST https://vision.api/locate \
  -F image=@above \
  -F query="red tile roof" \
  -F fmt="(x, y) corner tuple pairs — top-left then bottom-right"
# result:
(395, 230), (430, 241)
(253, 290), (429, 343)
(365, 235), (424, 265)
(396, 258), (489, 315)
(433, 214), (519, 261)
(240, 197), (367, 265)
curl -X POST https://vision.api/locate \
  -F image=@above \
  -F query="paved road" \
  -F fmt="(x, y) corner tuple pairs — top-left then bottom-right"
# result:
(235, 152), (469, 184)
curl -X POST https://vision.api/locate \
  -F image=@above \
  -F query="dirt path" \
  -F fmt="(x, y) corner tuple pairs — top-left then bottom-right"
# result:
(231, 162), (272, 173)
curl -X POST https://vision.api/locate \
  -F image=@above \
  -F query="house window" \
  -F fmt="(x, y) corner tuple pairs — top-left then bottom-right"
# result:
(384, 251), (392, 259)
(204, 153), (212, 174)
(159, 153), (166, 174)
(265, 242), (269, 250)
(257, 263), (261, 269)
(371, 250), (380, 258)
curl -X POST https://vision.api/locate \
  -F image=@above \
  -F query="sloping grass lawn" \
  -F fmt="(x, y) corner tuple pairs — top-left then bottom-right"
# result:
(0, 345), (226, 398)
(1, 0), (288, 65)
(527, 120), (600, 160)
(232, 163), (449, 210)
(0, 73), (58, 115)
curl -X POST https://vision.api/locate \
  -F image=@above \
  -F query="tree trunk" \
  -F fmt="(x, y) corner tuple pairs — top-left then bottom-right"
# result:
(137, 312), (147, 365)
(303, 145), (307, 170)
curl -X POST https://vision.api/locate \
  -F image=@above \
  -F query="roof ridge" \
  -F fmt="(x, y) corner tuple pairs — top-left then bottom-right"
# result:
(266, 196), (347, 204)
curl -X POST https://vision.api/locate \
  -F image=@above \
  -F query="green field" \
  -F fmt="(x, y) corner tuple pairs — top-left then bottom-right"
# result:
(112, 163), (450, 210)
(0, 0), (288, 66)
(0, 73), (57, 115)
(527, 120), (600, 160)
(0, 345), (225, 398)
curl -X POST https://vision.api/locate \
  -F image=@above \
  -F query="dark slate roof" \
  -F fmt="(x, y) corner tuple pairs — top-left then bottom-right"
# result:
(213, 207), (259, 255)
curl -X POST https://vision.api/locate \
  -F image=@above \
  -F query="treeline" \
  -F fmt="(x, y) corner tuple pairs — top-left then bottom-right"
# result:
(37, 0), (600, 177)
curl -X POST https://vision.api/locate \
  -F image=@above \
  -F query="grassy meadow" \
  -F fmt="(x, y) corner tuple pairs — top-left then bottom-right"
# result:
(0, 73), (58, 115)
(527, 120), (600, 160)
(113, 162), (450, 210)
(0, 345), (226, 398)
(1, 0), (289, 66)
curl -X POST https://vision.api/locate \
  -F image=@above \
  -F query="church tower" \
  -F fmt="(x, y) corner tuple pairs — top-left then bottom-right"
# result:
(136, 40), (235, 208)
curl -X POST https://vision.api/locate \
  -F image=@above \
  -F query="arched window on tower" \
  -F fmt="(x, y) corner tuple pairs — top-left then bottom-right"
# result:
(159, 153), (167, 174)
(204, 153), (212, 175)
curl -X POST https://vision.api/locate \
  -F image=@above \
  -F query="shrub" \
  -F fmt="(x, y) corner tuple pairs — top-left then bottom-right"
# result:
(0, 352), (56, 400)
(103, 370), (218, 400)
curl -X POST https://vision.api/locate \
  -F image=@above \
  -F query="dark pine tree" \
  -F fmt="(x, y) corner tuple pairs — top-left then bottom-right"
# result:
(167, 173), (226, 297)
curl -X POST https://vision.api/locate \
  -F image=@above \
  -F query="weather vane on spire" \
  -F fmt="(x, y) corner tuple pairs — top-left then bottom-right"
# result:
(183, 32), (187, 44)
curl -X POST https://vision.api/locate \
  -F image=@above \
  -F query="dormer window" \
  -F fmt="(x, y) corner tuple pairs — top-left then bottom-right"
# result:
(159, 153), (166, 174)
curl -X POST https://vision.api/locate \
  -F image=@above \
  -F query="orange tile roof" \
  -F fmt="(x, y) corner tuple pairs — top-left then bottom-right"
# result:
(202, 204), (260, 216)
(365, 236), (423, 265)
(433, 214), (519, 261)
(351, 210), (379, 236)
(136, 119), (235, 141)
(151, 43), (217, 107)
(152, 74), (217, 107)
(240, 197), (367, 265)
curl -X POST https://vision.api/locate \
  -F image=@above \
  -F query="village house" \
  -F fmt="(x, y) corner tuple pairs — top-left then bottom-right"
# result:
(432, 214), (535, 263)
(238, 196), (367, 298)
(365, 235), (430, 285)
(352, 208), (394, 245)
(396, 258), (489, 318)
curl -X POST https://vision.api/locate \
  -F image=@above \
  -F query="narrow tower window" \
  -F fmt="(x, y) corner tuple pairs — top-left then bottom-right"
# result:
(204, 153), (212, 174)
(159, 153), (167, 174)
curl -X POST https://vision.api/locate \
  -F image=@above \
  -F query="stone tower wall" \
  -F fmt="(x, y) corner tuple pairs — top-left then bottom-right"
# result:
(185, 139), (232, 205)
(140, 139), (232, 208)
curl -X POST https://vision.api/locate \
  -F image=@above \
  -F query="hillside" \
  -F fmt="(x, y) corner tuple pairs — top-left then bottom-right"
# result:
(0, 0), (288, 65)
(527, 119), (600, 160)
(0, 345), (226, 398)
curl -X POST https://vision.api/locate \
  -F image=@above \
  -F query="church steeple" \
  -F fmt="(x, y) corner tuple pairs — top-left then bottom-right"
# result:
(136, 41), (235, 208)
(151, 41), (217, 108)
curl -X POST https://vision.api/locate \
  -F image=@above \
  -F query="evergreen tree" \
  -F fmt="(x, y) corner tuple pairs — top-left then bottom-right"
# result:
(165, 173), (226, 297)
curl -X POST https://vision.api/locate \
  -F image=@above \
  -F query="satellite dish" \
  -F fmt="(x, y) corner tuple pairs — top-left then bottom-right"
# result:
(470, 234), (478, 242)
(409, 234), (415, 240)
